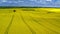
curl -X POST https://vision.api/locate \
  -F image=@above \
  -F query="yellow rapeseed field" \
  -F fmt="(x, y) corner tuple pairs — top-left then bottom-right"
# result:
(0, 8), (60, 34)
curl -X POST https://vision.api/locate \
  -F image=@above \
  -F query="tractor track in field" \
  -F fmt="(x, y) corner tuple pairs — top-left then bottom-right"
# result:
(4, 15), (14, 34)
(4, 10), (16, 34)
(30, 17), (60, 34)
(19, 12), (36, 34)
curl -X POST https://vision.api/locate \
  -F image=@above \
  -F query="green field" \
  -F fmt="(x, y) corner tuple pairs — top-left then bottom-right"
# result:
(0, 8), (60, 34)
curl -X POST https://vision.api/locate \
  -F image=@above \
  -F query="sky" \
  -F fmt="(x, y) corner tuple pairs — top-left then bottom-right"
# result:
(0, 0), (60, 7)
